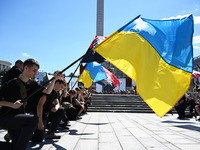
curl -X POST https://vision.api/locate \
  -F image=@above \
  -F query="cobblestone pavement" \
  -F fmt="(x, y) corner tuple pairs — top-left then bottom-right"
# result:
(1, 112), (200, 150)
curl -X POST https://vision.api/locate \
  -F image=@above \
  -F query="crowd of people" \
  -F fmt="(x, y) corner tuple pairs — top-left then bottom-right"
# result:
(0, 59), (91, 150)
(93, 86), (137, 95)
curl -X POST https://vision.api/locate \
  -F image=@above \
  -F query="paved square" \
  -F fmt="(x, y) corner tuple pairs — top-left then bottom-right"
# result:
(1, 112), (200, 150)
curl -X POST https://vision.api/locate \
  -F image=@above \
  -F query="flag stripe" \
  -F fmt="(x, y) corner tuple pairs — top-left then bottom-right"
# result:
(102, 67), (120, 87)
(118, 16), (193, 73)
(78, 70), (93, 88)
(85, 62), (107, 82)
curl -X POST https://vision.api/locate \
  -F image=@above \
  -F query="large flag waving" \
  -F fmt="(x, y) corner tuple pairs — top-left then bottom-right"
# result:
(94, 15), (194, 117)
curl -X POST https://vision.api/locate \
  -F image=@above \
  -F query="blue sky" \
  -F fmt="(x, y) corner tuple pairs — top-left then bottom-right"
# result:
(0, 0), (200, 75)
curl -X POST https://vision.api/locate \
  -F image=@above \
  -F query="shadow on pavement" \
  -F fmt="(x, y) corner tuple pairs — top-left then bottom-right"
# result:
(174, 125), (200, 132)
(69, 129), (94, 136)
(27, 139), (66, 150)
(79, 122), (109, 126)
(161, 119), (194, 124)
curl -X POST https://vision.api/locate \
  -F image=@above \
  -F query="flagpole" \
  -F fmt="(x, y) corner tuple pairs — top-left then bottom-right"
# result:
(68, 61), (82, 89)
(71, 80), (78, 89)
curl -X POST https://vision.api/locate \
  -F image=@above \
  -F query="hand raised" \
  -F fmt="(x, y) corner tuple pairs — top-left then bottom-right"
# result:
(53, 71), (63, 80)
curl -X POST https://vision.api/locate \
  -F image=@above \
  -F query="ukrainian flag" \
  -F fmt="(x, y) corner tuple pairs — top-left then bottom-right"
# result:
(94, 15), (194, 117)
(78, 62), (107, 88)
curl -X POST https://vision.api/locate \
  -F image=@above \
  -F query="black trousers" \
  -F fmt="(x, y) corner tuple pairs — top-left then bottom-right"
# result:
(188, 99), (196, 113)
(73, 104), (82, 116)
(65, 107), (76, 120)
(0, 114), (38, 150)
(31, 108), (67, 142)
(31, 114), (48, 142)
(47, 108), (67, 133)
(175, 104), (187, 117)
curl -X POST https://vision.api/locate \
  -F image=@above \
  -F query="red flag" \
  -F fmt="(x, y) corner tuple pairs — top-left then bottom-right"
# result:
(192, 73), (199, 78)
(97, 67), (120, 92)
(197, 64), (200, 69)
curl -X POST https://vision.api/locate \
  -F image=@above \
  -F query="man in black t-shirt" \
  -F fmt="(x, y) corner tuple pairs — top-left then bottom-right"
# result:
(35, 78), (67, 141)
(31, 90), (59, 142)
(0, 59), (61, 150)
(61, 89), (77, 120)
(1, 60), (24, 143)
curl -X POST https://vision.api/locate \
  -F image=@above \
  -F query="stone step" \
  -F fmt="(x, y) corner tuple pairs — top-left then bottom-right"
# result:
(88, 94), (151, 113)
(87, 109), (155, 113)
(88, 106), (152, 110)
(91, 102), (148, 105)
(89, 105), (149, 107)
(87, 94), (180, 113)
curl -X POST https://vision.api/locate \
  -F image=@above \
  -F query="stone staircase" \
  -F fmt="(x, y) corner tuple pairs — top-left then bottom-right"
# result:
(87, 94), (176, 113)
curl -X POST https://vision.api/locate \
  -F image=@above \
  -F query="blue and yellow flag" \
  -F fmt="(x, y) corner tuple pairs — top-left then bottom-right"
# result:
(94, 15), (194, 117)
(78, 62), (107, 88)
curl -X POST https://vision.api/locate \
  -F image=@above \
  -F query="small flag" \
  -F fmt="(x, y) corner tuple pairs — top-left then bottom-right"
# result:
(192, 70), (200, 78)
(192, 73), (199, 78)
(78, 62), (120, 91)
(78, 62), (107, 88)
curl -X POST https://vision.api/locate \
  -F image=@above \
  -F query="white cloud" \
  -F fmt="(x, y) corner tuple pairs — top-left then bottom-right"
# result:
(193, 36), (200, 44)
(194, 45), (200, 49)
(194, 16), (200, 24)
(162, 14), (189, 20)
(193, 45), (200, 57)
(162, 14), (200, 24)
(22, 52), (30, 57)
(133, 18), (156, 36)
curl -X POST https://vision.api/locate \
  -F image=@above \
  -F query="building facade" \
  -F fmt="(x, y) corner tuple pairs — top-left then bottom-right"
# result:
(0, 60), (12, 71)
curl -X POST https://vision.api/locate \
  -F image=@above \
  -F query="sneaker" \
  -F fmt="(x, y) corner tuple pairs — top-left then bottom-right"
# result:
(59, 124), (69, 130)
(196, 118), (200, 121)
(4, 133), (11, 142)
(177, 116), (185, 119)
(45, 133), (61, 139)
(76, 116), (82, 120)
(193, 113), (197, 119)
(31, 135), (44, 142)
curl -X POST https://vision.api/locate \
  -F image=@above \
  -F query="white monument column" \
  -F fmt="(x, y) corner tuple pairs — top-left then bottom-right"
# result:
(96, 0), (104, 36)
